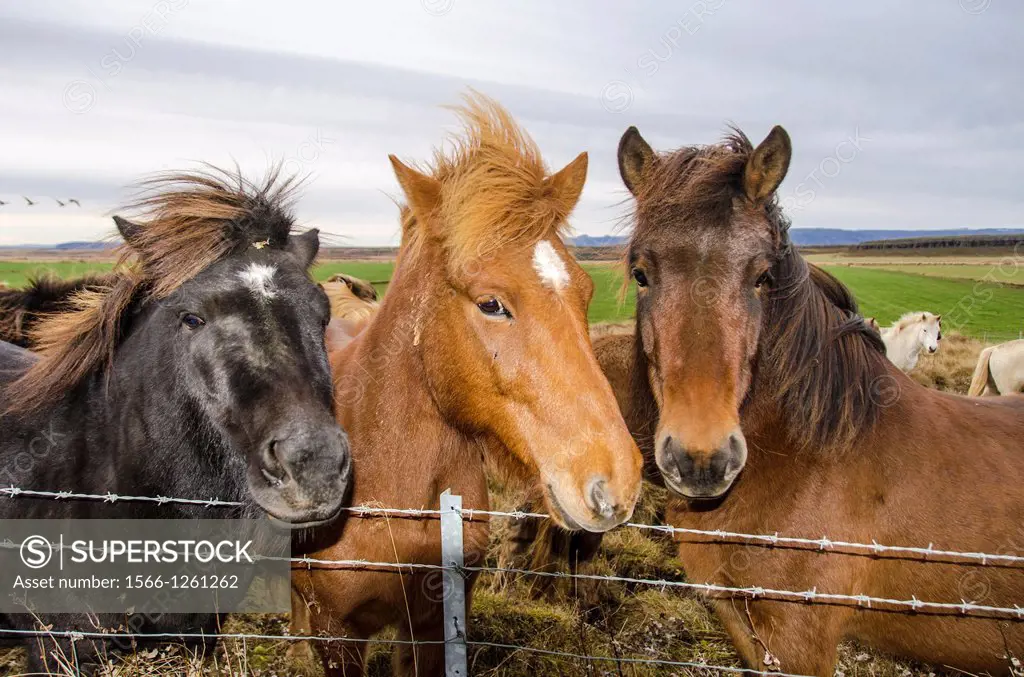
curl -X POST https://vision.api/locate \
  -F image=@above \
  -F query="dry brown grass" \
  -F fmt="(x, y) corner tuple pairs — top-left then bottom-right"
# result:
(908, 332), (985, 393)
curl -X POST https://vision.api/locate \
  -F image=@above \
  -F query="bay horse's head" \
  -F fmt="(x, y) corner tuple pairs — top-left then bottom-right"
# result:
(385, 93), (642, 532)
(8, 168), (352, 526)
(618, 124), (792, 499)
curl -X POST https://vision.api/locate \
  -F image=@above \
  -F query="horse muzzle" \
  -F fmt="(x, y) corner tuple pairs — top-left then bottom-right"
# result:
(248, 424), (352, 527)
(656, 428), (747, 500)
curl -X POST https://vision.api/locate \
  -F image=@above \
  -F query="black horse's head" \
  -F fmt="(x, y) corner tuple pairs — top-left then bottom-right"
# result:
(5, 168), (351, 527)
(118, 214), (350, 526)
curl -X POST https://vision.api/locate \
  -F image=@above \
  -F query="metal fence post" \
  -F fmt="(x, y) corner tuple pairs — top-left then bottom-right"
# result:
(440, 489), (469, 676)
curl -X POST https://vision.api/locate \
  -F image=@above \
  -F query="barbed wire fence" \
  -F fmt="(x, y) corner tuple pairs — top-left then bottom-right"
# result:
(2, 485), (1023, 676)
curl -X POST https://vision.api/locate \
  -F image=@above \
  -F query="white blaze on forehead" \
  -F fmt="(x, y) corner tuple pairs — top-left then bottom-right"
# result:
(532, 240), (570, 292)
(239, 263), (278, 300)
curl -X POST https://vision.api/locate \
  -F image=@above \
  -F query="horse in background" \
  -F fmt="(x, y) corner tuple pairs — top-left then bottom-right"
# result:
(969, 338), (1024, 396)
(291, 93), (643, 677)
(879, 311), (942, 371)
(322, 273), (380, 341)
(0, 273), (114, 347)
(325, 272), (379, 304)
(614, 123), (1024, 674)
(0, 168), (352, 673)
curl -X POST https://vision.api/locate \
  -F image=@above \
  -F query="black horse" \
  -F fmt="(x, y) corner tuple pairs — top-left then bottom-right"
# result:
(0, 168), (352, 673)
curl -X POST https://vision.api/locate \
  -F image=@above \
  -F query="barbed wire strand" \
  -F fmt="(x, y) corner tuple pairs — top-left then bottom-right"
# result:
(5, 486), (1023, 567)
(269, 555), (1024, 619)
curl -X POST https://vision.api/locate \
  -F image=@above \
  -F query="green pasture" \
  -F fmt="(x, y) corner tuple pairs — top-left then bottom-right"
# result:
(3, 260), (1021, 340)
(0, 261), (115, 288)
(820, 265), (1024, 340)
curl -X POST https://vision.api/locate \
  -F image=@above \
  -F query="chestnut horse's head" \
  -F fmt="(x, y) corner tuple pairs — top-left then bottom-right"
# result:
(386, 93), (642, 532)
(617, 124), (792, 499)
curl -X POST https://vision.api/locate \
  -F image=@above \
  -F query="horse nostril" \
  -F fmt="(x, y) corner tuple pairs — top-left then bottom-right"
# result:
(261, 440), (288, 487)
(728, 433), (744, 458)
(585, 478), (616, 520)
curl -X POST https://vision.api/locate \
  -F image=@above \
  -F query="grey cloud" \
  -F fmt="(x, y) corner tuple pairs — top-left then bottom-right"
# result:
(0, 1), (1021, 244)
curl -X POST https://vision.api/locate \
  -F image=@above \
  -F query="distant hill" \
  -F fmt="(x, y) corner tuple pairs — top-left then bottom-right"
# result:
(0, 241), (114, 250)
(571, 228), (1024, 248)
(570, 235), (628, 247)
(54, 241), (114, 251)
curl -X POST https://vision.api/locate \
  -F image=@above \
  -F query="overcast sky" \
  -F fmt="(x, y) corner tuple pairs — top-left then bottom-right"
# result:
(0, 0), (1020, 245)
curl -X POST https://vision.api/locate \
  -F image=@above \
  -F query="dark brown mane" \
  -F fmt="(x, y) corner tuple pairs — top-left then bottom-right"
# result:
(5, 166), (301, 414)
(754, 248), (888, 454)
(631, 128), (789, 243)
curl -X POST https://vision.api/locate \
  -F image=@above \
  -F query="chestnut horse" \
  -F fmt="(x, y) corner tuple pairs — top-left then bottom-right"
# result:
(291, 94), (643, 676)
(611, 124), (1024, 674)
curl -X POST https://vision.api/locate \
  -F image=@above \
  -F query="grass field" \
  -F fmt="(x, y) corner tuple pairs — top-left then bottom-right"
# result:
(819, 265), (1024, 340)
(0, 261), (114, 287)
(3, 259), (1021, 340)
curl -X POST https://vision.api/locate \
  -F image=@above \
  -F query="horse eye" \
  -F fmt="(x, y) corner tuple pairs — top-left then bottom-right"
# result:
(181, 313), (206, 330)
(632, 268), (649, 288)
(477, 298), (509, 318)
(754, 271), (773, 290)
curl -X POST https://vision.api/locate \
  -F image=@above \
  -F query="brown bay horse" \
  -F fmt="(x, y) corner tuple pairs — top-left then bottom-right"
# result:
(291, 94), (643, 676)
(607, 124), (1024, 674)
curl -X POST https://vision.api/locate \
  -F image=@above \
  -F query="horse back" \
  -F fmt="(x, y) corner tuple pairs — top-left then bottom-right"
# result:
(593, 331), (634, 418)
(990, 339), (1024, 393)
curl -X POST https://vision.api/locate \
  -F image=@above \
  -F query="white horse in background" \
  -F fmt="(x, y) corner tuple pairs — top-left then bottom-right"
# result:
(968, 339), (1024, 396)
(878, 311), (942, 372)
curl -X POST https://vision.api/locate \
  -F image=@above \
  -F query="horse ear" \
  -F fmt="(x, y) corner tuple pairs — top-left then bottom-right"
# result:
(618, 126), (655, 195)
(743, 125), (792, 203)
(922, 312), (927, 322)
(113, 215), (143, 245)
(936, 314), (941, 322)
(389, 155), (440, 221)
(287, 228), (321, 269)
(543, 152), (588, 220)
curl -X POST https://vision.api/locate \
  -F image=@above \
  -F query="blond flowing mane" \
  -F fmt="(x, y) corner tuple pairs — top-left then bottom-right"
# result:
(405, 92), (575, 268)
(888, 311), (940, 334)
(5, 166), (301, 414)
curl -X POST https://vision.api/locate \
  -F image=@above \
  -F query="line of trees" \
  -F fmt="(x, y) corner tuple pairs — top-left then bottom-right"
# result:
(855, 234), (1024, 251)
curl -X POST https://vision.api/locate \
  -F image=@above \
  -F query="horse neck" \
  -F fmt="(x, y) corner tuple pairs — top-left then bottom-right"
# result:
(885, 324), (923, 367)
(337, 253), (488, 507)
